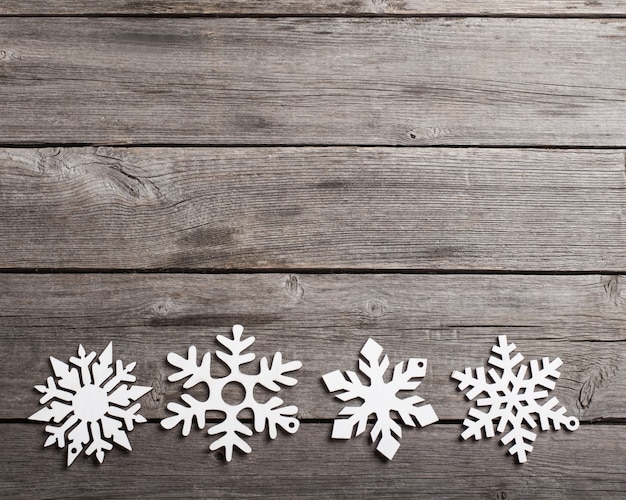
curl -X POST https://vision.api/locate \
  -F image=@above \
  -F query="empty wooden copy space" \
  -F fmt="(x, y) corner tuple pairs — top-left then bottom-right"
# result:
(0, 2), (625, 499)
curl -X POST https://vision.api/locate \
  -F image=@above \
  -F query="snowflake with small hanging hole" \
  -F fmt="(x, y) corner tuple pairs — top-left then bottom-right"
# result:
(322, 338), (439, 460)
(161, 324), (302, 461)
(29, 343), (152, 466)
(452, 335), (580, 463)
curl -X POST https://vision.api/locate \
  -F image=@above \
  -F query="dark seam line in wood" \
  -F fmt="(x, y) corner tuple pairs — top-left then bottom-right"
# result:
(153, 419), (626, 425)
(2, 14), (626, 20)
(1, 143), (626, 150)
(0, 269), (623, 276)
(3, 418), (624, 425)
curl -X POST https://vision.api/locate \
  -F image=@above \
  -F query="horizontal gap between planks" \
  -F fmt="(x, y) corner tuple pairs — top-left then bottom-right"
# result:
(0, 269), (624, 276)
(3, 418), (624, 425)
(3, 14), (626, 20)
(2, 143), (626, 150)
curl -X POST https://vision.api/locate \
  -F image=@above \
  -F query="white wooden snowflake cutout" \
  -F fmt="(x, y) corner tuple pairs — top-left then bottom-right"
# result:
(29, 343), (152, 466)
(322, 338), (439, 460)
(161, 324), (302, 461)
(452, 335), (580, 463)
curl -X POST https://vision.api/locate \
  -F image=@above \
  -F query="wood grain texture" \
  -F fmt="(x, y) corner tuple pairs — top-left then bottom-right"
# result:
(1, 423), (624, 498)
(3, 273), (624, 420)
(3, 1), (626, 16)
(3, 18), (626, 145)
(1, 147), (625, 270)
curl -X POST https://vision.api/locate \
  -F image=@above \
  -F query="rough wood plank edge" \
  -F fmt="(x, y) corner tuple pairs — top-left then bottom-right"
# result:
(1, 147), (626, 270)
(3, 273), (625, 420)
(1, 423), (624, 498)
(4, 18), (626, 145)
(3, 1), (626, 16)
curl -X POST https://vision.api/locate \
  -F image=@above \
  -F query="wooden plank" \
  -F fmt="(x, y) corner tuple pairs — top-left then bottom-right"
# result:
(3, 18), (626, 145)
(1, 423), (624, 498)
(1, 147), (625, 270)
(3, 273), (625, 420)
(3, 1), (626, 16)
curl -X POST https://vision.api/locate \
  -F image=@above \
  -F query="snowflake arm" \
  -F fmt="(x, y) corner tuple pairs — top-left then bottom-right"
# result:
(387, 359), (438, 428)
(69, 345), (97, 385)
(323, 338), (439, 460)
(257, 352), (302, 391)
(85, 420), (114, 464)
(29, 400), (73, 424)
(43, 415), (78, 449)
(67, 419), (91, 466)
(208, 416), (253, 462)
(452, 335), (580, 463)
(49, 357), (82, 393)
(500, 425), (537, 464)
(487, 336), (524, 386)
(167, 346), (212, 388)
(451, 366), (505, 439)
(215, 324), (255, 373)
(451, 366), (491, 401)
(91, 342), (114, 386)
(528, 357), (562, 392)
(359, 337), (390, 383)
(161, 394), (208, 435)
(108, 384), (152, 408)
(370, 413), (403, 460)
(101, 415), (133, 450)
(388, 359), (426, 393)
(322, 369), (370, 402)
(253, 396), (299, 438)
(34, 376), (74, 406)
(393, 396), (438, 429)
(331, 403), (371, 440)
(108, 402), (149, 431)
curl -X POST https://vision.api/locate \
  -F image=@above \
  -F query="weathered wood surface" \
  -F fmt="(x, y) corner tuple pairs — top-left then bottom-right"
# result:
(3, 1), (626, 16)
(3, 273), (624, 420)
(1, 423), (623, 498)
(3, 18), (626, 146)
(1, 147), (625, 270)
(2, 6), (626, 498)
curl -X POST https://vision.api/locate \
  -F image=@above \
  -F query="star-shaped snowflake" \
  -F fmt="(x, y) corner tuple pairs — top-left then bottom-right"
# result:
(161, 324), (302, 461)
(29, 343), (152, 466)
(452, 335), (580, 463)
(322, 338), (439, 460)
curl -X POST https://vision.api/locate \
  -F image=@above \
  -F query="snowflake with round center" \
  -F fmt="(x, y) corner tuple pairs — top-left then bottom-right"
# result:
(161, 325), (302, 461)
(29, 343), (152, 466)
(322, 338), (439, 460)
(452, 335), (580, 463)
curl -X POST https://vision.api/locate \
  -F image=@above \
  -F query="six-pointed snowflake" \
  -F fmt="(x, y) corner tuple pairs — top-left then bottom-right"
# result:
(322, 338), (439, 460)
(161, 324), (302, 461)
(29, 343), (152, 466)
(452, 335), (580, 463)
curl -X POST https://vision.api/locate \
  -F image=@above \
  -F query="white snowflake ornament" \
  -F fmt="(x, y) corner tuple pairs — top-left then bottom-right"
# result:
(452, 335), (580, 463)
(322, 338), (439, 460)
(161, 324), (302, 461)
(29, 343), (152, 466)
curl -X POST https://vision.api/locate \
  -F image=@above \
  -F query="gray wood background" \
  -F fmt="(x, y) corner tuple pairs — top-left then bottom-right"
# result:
(1, 3), (625, 499)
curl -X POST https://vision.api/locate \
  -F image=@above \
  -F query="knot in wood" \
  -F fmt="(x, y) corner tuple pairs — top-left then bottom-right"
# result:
(603, 275), (624, 306)
(0, 49), (19, 61)
(150, 377), (162, 403)
(35, 148), (67, 175)
(151, 297), (174, 316)
(284, 274), (304, 301)
(578, 378), (594, 410)
(366, 299), (386, 318)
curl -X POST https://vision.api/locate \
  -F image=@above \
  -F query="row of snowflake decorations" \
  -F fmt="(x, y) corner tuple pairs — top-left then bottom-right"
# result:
(29, 324), (579, 466)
